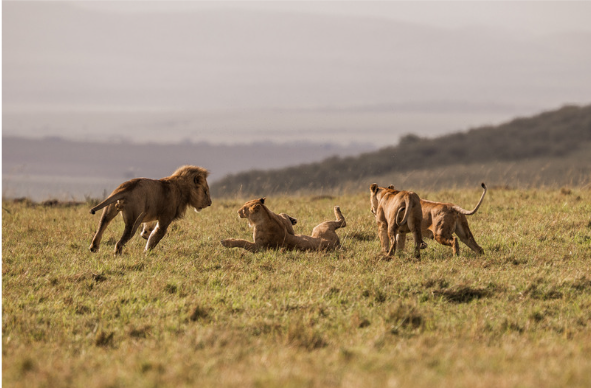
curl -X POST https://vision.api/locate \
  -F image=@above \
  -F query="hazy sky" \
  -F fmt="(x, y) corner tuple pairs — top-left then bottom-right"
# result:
(3, 1), (591, 145)
(4, 1), (591, 199)
(73, 1), (591, 36)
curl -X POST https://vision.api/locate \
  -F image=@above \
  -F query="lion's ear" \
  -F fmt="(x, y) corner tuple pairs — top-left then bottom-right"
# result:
(388, 185), (395, 190)
(370, 183), (378, 193)
(193, 176), (200, 185)
(259, 197), (266, 204)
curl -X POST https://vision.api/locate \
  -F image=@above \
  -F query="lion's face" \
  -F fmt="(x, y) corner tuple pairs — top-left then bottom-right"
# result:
(370, 184), (396, 215)
(370, 184), (381, 215)
(189, 173), (212, 212)
(168, 165), (212, 213)
(237, 198), (266, 224)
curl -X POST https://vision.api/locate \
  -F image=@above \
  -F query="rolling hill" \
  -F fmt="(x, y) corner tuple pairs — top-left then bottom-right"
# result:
(211, 104), (591, 196)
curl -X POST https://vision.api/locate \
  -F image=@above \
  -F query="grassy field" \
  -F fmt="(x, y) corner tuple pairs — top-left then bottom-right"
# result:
(3, 187), (591, 387)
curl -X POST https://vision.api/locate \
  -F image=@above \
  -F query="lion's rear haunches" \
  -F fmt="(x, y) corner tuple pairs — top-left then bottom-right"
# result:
(89, 165), (211, 254)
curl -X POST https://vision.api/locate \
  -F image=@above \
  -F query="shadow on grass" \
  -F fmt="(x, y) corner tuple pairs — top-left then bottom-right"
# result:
(432, 285), (490, 303)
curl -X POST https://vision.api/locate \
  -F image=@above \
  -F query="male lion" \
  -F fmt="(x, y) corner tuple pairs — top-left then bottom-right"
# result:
(89, 165), (212, 254)
(220, 197), (345, 252)
(371, 183), (487, 256)
(369, 184), (424, 258)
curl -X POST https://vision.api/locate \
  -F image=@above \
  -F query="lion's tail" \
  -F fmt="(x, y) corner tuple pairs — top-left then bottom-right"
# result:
(396, 195), (412, 226)
(452, 183), (487, 216)
(89, 191), (126, 215)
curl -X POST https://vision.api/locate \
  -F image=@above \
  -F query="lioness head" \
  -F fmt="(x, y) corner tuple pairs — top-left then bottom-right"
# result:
(169, 165), (212, 212)
(370, 183), (398, 214)
(370, 183), (382, 215)
(238, 197), (266, 221)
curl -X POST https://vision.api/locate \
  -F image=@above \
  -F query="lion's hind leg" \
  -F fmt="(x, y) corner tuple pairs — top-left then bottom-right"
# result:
(319, 206), (346, 232)
(407, 221), (423, 259)
(89, 204), (119, 252)
(311, 206), (346, 233)
(396, 233), (407, 252)
(386, 222), (399, 256)
(333, 206), (346, 229)
(115, 211), (145, 254)
(433, 233), (458, 256)
(432, 214), (459, 256)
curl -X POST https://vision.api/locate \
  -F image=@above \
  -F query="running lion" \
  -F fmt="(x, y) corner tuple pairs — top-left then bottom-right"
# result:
(89, 165), (212, 254)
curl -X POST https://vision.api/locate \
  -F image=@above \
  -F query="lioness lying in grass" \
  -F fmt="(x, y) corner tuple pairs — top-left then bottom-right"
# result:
(221, 198), (346, 252)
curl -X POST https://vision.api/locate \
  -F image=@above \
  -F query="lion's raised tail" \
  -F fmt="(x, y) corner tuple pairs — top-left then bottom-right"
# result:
(90, 179), (143, 215)
(89, 191), (126, 215)
(452, 183), (487, 216)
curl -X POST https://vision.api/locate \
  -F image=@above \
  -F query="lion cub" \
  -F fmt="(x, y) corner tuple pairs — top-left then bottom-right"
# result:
(370, 184), (425, 258)
(89, 165), (211, 254)
(221, 197), (346, 252)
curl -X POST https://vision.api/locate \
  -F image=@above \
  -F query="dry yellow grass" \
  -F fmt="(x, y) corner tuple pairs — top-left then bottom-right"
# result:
(3, 187), (591, 387)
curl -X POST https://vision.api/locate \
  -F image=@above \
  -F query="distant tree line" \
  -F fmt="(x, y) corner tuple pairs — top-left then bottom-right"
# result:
(211, 104), (591, 196)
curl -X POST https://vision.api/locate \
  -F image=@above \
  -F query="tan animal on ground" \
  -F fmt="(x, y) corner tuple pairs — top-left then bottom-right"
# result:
(220, 198), (345, 252)
(140, 221), (157, 240)
(89, 165), (212, 254)
(387, 183), (487, 255)
(369, 184), (425, 258)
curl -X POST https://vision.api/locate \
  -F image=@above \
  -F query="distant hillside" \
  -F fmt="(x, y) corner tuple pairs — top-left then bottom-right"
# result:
(2, 139), (372, 201)
(211, 104), (591, 196)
